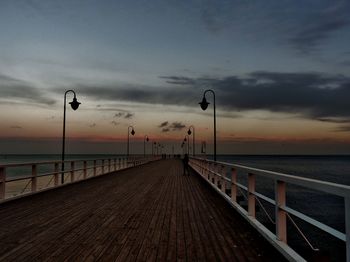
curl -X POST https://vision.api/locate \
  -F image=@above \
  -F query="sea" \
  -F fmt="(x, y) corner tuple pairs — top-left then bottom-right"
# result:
(1, 154), (349, 261)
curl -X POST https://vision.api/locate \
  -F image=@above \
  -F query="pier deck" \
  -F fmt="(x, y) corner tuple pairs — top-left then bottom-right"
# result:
(0, 159), (285, 261)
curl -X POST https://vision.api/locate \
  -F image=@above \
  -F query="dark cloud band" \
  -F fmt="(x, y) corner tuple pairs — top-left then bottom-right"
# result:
(68, 71), (350, 121)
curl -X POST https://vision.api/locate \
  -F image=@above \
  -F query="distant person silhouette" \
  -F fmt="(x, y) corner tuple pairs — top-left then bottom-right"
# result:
(183, 154), (189, 176)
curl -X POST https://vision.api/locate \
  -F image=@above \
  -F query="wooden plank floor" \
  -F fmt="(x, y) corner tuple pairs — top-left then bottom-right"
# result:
(0, 159), (285, 261)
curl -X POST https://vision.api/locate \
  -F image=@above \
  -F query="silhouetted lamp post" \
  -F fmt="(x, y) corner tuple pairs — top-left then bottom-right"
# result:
(157, 143), (161, 155)
(127, 126), (135, 157)
(61, 90), (81, 184)
(199, 89), (216, 161)
(153, 141), (156, 155)
(187, 125), (195, 156)
(184, 135), (189, 155)
(144, 135), (149, 157)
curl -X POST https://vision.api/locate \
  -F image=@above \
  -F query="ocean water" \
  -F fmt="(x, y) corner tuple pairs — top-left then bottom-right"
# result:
(1, 154), (349, 260)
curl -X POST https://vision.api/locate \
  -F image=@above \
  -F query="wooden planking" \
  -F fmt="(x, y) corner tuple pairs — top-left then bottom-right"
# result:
(0, 159), (286, 261)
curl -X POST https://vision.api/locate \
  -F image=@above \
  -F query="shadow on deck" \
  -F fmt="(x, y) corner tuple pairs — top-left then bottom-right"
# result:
(0, 159), (286, 261)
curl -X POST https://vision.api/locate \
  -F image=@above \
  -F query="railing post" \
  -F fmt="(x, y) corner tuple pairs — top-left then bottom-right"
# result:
(114, 158), (117, 171)
(231, 168), (237, 203)
(118, 158), (121, 170)
(215, 163), (220, 188)
(108, 159), (111, 172)
(54, 163), (59, 186)
(102, 160), (105, 174)
(212, 163), (216, 185)
(31, 164), (37, 192)
(83, 161), (87, 179)
(207, 161), (210, 180)
(201, 160), (205, 176)
(93, 160), (97, 176)
(208, 162), (212, 182)
(248, 173), (256, 217)
(221, 165), (226, 193)
(275, 180), (287, 243)
(345, 196), (350, 262)
(70, 161), (75, 182)
(0, 167), (5, 200)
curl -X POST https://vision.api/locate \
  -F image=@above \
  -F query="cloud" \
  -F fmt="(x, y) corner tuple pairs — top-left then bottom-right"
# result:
(158, 121), (169, 128)
(290, 19), (349, 54)
(316, 117), (350, 124)
(157, 121), (186, 132)
(89, 123), (96, 128)
(124, 112), (134, 119)
(332, 125), (350, 132)
(111, 121), (119, 126)
(114, 112), (124, 118)
(10, 126), (22, 129)
(159, 76), (195, 85)
(60, 71), (350, 121)
(0, 73), (56, 105)
(113, 110), (134, 119)
(170, 122), (186, 131)
(159, 72), (350, 120)
(287, 1), (350, 54)
(196, 1), (350, 55)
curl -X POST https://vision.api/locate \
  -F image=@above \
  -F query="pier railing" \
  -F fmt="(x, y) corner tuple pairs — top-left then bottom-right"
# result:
(190, 157), (350, 262)
(0, 155), (160, 201)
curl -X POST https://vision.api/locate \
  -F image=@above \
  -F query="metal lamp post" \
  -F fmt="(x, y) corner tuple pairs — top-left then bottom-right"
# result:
(157, 143), (161, 155)
(183, 135), (189, 155)
(127, 126), (135, 157)
(61, 90), (81, 184)
(199, 89), (216, 161)
(153, 142), (156, 155)
(144, 135), (149, 157)
(187, 125), (195, 156)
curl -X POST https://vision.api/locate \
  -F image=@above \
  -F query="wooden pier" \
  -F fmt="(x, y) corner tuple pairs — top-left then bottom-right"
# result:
(0, 159), (285, 261)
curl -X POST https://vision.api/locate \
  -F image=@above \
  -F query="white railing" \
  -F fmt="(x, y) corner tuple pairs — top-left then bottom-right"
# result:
(190, 157), (350, 262)
(0, 155), (160, 201)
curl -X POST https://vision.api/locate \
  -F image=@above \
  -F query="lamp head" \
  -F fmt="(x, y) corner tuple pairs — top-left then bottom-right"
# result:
(187, 129), (191, 135)
(184, 137), (187, 142)
(69, 97), (81, 111)
(146, 137), (149, 142)
(199, 96), (209, 111)
(131, 129), (135, 136)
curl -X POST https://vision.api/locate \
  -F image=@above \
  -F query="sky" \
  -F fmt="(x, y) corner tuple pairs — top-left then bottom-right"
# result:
(0, 0), (350, 155)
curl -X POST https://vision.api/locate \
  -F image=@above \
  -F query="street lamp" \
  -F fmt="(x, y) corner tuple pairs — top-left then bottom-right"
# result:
(127, 126), (135, 157)
(144, 135), (149, 157)
(187, 125), (195, 156)
(61, 90), (81, 184)
(157, 143), (161, 155)
(183, 135), (189, 155)
(199, 89), (216, 161)
(153, 141), (156, 155)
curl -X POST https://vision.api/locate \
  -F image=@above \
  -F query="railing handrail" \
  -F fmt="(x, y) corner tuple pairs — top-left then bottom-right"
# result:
(197, 160), (347, 241)
(199, 157), (350, 197)
(0, 155), (162, 202)
(189, 157), (350, 262)
(0, 155), (147, 168)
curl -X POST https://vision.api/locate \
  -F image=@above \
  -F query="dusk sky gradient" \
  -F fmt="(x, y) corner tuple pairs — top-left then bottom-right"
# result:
(1, 0), (350, 154)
